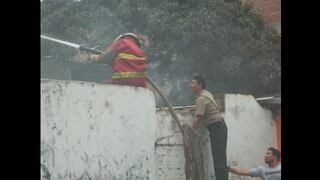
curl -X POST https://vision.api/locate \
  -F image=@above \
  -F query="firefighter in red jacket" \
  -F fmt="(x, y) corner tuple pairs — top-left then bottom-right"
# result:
(88, 33), (149, 87)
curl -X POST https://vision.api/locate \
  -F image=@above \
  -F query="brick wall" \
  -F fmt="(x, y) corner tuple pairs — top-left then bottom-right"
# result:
(241, 0), (281, 24)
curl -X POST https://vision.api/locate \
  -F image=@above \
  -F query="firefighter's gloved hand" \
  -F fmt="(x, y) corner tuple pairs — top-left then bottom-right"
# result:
(89, 54), (100, 62)
(72, 49), (90, 63)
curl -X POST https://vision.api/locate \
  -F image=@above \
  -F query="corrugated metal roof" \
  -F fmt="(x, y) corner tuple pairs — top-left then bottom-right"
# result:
(256, 95), (281, 106)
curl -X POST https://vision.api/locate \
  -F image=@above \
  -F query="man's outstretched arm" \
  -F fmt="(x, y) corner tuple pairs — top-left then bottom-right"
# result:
(227, 167), (253, 176)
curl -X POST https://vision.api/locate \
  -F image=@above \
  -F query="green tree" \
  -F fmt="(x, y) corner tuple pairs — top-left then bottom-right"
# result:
(41, 0), (281, 106)
(144, 0), (280, 97)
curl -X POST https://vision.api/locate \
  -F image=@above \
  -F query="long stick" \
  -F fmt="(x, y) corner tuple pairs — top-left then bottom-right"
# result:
(41, 34), (103, 54)
(41, 35), (80, 49)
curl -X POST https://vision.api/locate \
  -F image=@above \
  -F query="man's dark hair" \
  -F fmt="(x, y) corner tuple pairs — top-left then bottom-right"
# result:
(268, 147), (281, 161)
(193, 74), (206, 89)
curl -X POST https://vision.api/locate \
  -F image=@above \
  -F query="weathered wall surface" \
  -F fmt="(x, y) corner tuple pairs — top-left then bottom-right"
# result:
(155, 110), (215, 180)
(155, 94), (277, 180)
(41, 79), (277, 180)
(41, 79), (157, 180)
(225, 94), (277, 180)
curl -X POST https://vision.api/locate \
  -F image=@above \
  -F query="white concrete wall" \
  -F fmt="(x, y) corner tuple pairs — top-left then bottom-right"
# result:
(41, 79), (277, 180)
(225, 94), (277, 180)
(41, 79), (157, 180)
(155, 110), (215, 180)
(155, 94), (277, 180)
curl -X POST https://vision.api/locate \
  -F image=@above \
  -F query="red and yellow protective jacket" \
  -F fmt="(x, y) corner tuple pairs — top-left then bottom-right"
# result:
(108, 36), (148, 87)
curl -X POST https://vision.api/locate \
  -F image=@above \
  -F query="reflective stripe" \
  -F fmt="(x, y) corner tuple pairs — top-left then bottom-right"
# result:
(112, 71), (147, 79)
(117, 53), (147, 61)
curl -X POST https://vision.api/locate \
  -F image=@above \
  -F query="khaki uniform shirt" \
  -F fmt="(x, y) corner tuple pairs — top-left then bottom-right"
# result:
(195, 89), (222, 127)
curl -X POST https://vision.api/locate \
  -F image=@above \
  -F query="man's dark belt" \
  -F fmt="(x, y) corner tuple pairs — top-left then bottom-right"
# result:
(207, 118), (224, 128)
(213, 117), (224, 123)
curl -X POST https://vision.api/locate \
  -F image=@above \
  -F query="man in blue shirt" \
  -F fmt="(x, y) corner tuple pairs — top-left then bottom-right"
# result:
(227, 147), (281, 180)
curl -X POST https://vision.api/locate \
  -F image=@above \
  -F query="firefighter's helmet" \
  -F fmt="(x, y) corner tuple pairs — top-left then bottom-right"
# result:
(115, 33), (141, 47)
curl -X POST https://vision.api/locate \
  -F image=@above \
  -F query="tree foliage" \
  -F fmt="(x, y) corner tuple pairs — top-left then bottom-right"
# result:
(41, 0), (281, 106)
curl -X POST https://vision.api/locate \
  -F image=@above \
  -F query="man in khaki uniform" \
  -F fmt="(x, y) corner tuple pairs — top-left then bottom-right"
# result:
(191, 74), (228, 180)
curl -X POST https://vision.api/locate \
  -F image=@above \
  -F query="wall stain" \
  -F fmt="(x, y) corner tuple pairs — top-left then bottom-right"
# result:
(78, 171), (91, 180)
(105, 101), (111, 108)
(228, 159), (239, 167)
(41, 141), (55, 177)
(41, 163), (51, 180)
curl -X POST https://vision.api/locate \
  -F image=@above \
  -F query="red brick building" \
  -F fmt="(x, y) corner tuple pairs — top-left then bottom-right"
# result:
(241, 0), (281, 33)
